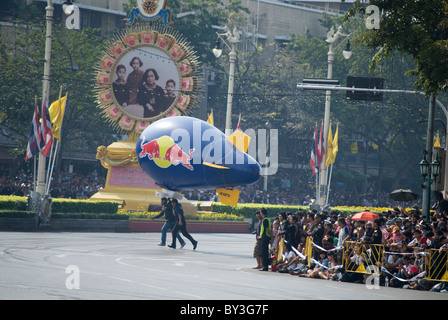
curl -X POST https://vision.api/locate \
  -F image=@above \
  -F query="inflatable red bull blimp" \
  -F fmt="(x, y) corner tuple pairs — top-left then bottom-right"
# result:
(136, 116), (260, 204)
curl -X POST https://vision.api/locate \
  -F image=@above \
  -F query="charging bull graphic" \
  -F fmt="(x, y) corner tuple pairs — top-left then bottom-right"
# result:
(139, 136), (195, 170)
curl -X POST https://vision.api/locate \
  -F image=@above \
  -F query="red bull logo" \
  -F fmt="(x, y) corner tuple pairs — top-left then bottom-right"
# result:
(139, 135), (195, 171)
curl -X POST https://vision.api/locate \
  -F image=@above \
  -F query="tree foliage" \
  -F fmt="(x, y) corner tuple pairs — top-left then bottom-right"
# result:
(217, 15), (431, 193)
(345, 0), (448, 95)
(0, 18), (116, 168)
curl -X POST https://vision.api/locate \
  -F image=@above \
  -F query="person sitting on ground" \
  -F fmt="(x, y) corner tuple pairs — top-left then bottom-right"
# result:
(305, 251), (329, 278)
(277, 243), (297, 273)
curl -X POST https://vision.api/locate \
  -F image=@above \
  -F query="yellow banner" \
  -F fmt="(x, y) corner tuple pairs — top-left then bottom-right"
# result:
(217, 188), (240, 206)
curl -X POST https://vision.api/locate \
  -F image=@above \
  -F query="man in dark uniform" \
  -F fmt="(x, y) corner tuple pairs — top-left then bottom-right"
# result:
(169, 199), (198, 250)
(364, 218), (383, 245)
(258, 208), (271, 271)
(308, 213), (325, 260)
(152, 197), (185, 247)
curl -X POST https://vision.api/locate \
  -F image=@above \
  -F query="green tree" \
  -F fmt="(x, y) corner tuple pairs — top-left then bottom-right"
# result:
(0, 18), (116, 176)
(345, 0), (448, 95)
(223, 14), (430, 197)
(123, 0), (249, 65)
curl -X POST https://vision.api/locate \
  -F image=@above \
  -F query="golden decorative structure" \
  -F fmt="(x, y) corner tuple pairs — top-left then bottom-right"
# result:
(90, 23), (200, 213)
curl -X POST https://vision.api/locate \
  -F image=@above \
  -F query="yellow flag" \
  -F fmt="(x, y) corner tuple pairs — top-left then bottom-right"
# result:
(333, 123), (339, 157)
(227, 129), (251, 153)
(326, 123), (334, 166)
(49, 94), (67, 142)
(216, 188), (240, 206)
(326, 123), (339, 166)
(207, 109), (214, 126)
(434, 131), (441, 147)
(350, 141), (358, 154)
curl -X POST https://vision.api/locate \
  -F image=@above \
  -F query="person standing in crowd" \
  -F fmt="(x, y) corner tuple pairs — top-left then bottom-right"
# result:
(169, 198), (198, 250)
(308, 213), (324, 259)
(152, 197), (185, 248)
(363, 218), (383, 245)
(252, 210), (263, 269)
(336, 217), (350, 264)
(258, 208), (272, 271)
(285, 214), (300, 249)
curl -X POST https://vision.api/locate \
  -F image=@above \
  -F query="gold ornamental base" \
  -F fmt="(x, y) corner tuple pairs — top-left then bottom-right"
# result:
(90, 135), (197, 216)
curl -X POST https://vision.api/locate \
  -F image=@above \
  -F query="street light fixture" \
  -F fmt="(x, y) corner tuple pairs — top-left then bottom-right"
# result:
(419, 151), (441, 222)
(212, 26), (240, 133)
(319, 26), (352, 207)
(212, 37), (222, 58)
(432, 157), (441, 177)
(419, 157), (430, 178)
(342, 40), (352, 60)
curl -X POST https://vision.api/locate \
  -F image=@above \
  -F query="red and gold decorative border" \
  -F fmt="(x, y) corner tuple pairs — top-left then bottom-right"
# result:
(94, 24), (200, 135)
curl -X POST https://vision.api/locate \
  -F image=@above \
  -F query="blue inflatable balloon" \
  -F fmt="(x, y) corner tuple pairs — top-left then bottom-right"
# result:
(136, 116), (260, 191)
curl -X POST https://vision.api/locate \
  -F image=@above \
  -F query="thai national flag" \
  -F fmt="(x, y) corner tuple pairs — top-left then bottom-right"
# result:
(25, 99), (44, 161)
(317, 121), (325, 168)
(310, 124), (318, 175)
(41, 94), (53, 157)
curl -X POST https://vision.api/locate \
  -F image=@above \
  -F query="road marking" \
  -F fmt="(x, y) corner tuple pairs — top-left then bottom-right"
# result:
(141, 283), (167, 291)
(108, 276), (134, 283)
(175, 290), (205, 299)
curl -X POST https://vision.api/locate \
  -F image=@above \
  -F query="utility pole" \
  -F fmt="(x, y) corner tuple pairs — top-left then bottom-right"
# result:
(37, 0), (54, 195)
(422, 94), (436, 219)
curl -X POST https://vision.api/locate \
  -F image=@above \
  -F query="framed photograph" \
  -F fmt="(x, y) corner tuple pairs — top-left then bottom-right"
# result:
(111, 45), (181, 120)
(95, 24), (200, 135)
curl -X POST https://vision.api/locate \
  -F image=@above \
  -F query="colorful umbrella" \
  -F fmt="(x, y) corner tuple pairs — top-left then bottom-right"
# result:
(351, 211), (380, 222)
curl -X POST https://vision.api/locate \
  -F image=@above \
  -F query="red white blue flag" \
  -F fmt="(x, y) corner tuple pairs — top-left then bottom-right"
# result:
(25, 98), (44, 161)
(41, 93), (53, 157)
(317, 120), (325, 167)
(310, 124), (318, 175)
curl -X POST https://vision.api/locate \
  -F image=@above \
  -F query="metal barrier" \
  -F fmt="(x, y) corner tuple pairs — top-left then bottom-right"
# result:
(426, 249), (448, 281)
(342, 241), (384, 275)
(275, 236), (448, 282)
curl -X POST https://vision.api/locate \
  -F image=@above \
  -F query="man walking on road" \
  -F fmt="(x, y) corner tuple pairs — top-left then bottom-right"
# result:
(152, 198), (186, 248)
(168, 199), (198, 250)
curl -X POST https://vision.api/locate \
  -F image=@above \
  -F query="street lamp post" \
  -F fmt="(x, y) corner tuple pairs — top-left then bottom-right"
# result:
(420, 150), (441, 222)
(213, 26), (240, 134)
(37, 0), (54, 195)
(319, 26), (351, 207)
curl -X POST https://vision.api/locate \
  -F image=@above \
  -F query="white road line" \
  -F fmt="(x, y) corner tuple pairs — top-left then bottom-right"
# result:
(175, 290), (205, 299)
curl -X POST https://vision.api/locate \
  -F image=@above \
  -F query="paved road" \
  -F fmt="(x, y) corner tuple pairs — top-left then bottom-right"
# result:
(1, 232), (447, 302)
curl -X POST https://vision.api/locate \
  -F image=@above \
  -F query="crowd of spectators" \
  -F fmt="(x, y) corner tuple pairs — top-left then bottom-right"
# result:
(260, 197), (448, 292)
(182, 182), (420, 209)
(0, 169), (105, 199)
(2, 168), (421, 209)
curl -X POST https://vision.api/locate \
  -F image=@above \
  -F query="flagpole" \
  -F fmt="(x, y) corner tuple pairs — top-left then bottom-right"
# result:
(325, 163), (333, 206)
(36, 92), (49, 195)
(46, 140), (58, 195)
(45, 140), (54, 193)
(33, 155), (37, 192)
(316, 170), (320, 205)
(37, 0), (54, 195)
(46, 88), (65, 195)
